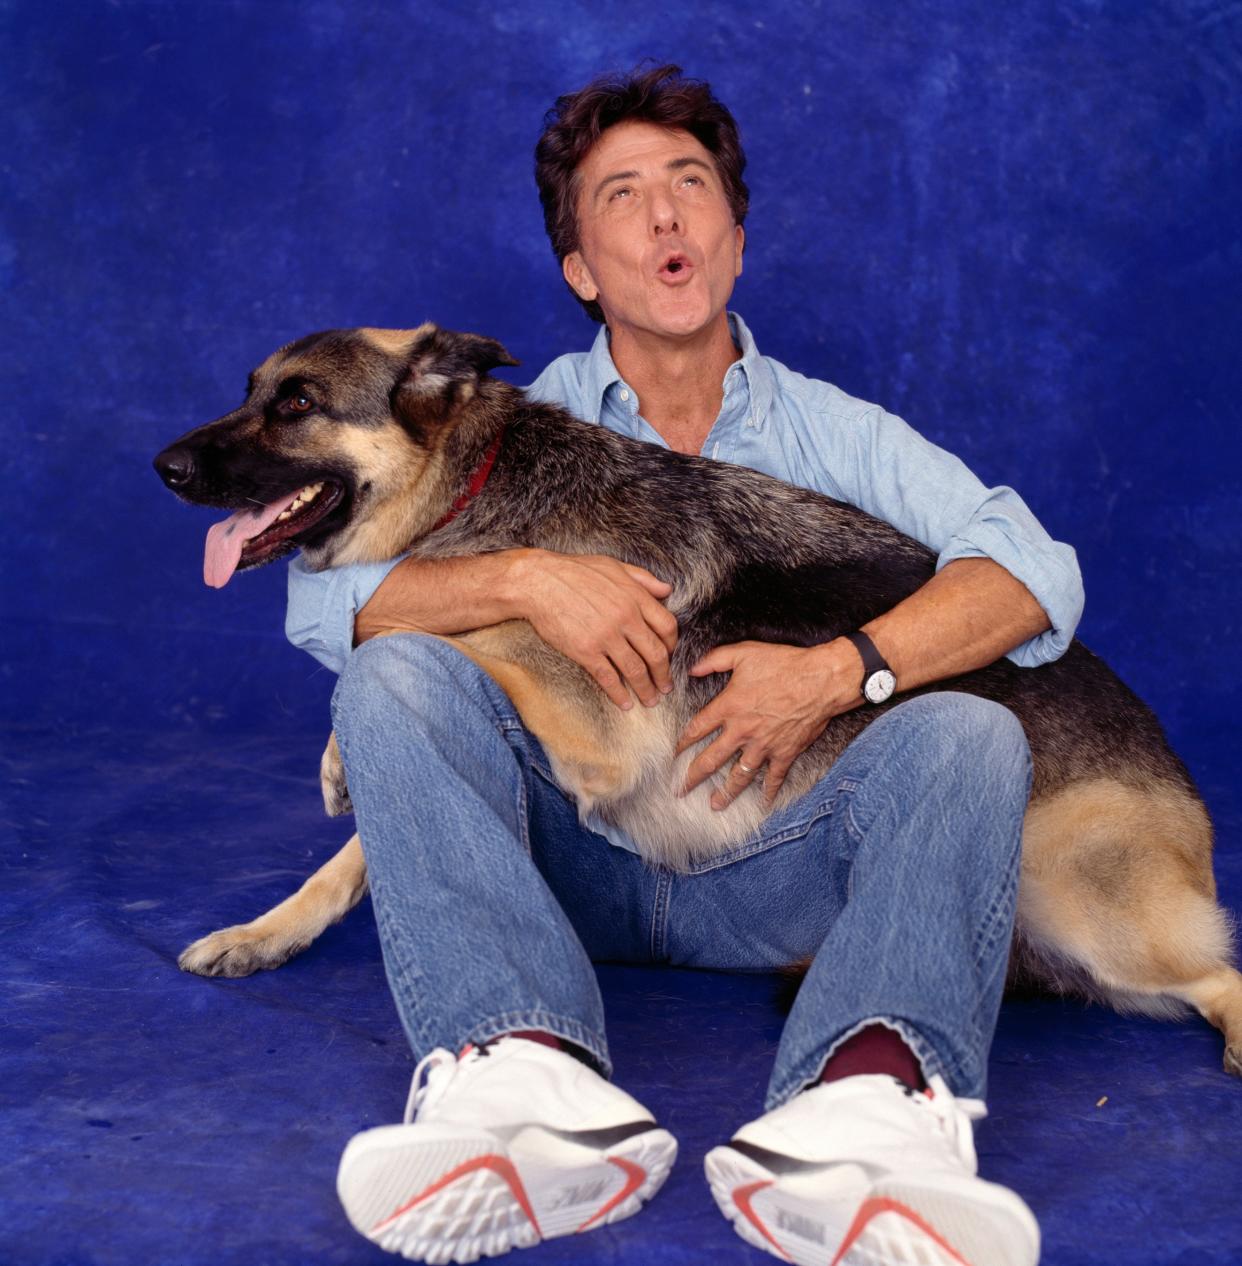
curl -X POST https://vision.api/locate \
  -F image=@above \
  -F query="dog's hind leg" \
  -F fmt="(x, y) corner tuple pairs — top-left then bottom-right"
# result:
(178, 834), (368, 978)
(1018, 777), (1242, 1076)
(1176, 969), (1242, 1078)
(320, 730), (352, 816)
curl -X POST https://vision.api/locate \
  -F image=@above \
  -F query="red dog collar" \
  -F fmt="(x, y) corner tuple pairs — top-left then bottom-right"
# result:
(432, 427), (505, 532)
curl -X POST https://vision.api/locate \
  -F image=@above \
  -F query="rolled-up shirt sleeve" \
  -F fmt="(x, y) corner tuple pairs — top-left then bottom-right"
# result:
(830, 404), (1084, 667)
(285, 554), (404, 675)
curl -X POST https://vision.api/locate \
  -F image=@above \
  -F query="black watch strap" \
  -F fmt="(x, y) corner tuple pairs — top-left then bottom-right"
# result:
(843, 630), (890, 680)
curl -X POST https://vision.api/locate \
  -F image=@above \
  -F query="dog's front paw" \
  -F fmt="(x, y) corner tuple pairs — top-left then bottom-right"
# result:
(178, 923), (306, 978)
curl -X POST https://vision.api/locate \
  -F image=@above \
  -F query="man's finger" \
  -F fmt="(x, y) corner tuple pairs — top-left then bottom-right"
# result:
(608, 643), (659, 708)
(623, 563), (673, 597)
(639, 597), (679, 654)
(710, 751), (764, 811)
(681, 731), (743, 795)
(689, 644), (741, 677)
(588, 657), (633, 710)
(762, 754), (794, 805)
(625, 622), (674, 698)
(675, 704), (725, 756)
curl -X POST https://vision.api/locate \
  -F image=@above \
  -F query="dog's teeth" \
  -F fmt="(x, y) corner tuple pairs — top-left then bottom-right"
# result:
(273, 484), (324, 526)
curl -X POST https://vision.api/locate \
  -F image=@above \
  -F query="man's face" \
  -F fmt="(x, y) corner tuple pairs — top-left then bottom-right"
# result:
(562, 121), (744, 343)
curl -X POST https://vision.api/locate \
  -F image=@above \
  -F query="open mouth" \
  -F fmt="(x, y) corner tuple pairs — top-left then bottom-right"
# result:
(204, 479), (346, 587)
(658, 253), (695, 283)
(240, 479), (345, 560)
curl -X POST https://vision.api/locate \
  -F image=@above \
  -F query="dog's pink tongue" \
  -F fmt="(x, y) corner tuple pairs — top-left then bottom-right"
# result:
(203, 491), (302, 588)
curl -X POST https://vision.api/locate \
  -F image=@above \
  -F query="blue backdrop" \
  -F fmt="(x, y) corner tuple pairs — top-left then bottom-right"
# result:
(3, 2), (1241, 1264)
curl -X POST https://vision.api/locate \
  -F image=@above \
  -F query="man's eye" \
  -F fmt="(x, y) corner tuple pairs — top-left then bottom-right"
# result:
(681, 174), (704, 188)
(610, 186), (632, 200)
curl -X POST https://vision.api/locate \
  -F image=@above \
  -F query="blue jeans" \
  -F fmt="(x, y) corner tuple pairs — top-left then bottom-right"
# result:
(331, 635), (1031, 1108)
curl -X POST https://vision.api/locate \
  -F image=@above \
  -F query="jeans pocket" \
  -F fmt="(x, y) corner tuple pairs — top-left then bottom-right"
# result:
(684, 778), (858, 875)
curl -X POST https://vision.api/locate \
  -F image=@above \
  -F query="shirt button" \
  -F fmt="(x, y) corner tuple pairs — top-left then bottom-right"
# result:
(745, 417), (755, 428)
(619, 389), (630, 402)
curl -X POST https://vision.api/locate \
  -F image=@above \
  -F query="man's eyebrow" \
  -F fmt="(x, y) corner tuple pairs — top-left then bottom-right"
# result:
(666, 156), (714, 176)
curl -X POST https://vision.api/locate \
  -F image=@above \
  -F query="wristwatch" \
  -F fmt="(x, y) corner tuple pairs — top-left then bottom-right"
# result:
(843, 631), (897, 705)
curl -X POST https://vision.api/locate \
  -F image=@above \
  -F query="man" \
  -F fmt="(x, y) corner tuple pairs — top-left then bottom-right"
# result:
(291, 65), (1080, 1266)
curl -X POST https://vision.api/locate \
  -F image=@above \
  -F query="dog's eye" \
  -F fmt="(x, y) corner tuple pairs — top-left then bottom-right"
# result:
(286, 393), (314, 414)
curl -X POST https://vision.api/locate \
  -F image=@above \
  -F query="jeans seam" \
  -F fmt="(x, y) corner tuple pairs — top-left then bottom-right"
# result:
(366, 873), (437, 1057)
(530, 757), (570, 794)
(650, 871), (671, 962)
(970, 813), (1023, 972)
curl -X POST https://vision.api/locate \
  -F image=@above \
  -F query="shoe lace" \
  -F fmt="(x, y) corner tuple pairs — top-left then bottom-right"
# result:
(403, 1045), (483, 1124)
(919, 1075), (987, 1172)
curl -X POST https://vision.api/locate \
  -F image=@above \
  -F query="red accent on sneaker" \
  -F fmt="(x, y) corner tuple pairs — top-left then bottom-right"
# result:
(828, 1195), (974, 1266)
(731, 1179), (793, 1261)
(370, 1154), (542, 1238)
(574, 1156), (646, 1232)
(819, 1024), (926, 1092)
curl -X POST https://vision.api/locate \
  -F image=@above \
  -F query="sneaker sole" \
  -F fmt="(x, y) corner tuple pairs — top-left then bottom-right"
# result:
(339, 1122), (677, 1263)
(705, 1144), (1039, 1266)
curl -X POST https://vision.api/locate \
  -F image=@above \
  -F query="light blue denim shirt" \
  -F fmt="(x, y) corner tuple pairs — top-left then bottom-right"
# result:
(286, 312), (1083, 676)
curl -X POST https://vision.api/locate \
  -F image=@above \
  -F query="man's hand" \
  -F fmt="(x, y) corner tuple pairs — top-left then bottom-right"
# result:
(514, 550), (678, 709)
(354, 548), (677, 708)
(676, 639), (863, 809)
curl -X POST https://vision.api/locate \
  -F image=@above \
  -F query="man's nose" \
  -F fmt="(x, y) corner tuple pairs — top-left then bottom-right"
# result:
(649, 190), (680, 236)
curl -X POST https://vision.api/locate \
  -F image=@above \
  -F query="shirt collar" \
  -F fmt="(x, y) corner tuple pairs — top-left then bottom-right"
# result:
(581, 311), (776, 432)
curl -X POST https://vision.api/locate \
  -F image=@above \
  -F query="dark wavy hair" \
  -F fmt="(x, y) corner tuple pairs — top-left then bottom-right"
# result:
(535, 63), (749, 323)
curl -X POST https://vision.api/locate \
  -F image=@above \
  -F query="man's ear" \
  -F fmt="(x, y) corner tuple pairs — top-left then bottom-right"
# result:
(563, 251), (599, 303)
(734, 224), (745, 278)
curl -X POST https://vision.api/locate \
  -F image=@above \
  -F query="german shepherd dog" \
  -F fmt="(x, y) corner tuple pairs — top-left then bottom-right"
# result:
(154, 323), (1242, 1077)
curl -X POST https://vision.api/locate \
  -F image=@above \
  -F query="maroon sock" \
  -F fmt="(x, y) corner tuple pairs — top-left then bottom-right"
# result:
(818, 1024), (927, 1092)
(491, 1029), (564, 1052)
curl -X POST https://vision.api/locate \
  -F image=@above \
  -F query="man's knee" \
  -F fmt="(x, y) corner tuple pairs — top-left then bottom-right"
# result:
(331, 633), (506, 739)
(889, 692), (1032, 789)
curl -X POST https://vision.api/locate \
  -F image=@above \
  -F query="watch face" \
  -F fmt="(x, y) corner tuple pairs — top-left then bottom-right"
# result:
(864, 668), (896, 705)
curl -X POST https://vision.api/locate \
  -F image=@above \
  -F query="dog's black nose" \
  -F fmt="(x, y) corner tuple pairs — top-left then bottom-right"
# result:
(154, 446), (196, 489)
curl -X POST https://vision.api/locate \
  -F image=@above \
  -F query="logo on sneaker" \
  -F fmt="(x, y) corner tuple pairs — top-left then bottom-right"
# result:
(774, 1207), (826, 1244)
(548, 1178), (611, 1210)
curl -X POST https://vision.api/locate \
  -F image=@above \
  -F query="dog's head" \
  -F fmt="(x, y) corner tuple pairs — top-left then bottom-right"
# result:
(153, 324), (518, 585)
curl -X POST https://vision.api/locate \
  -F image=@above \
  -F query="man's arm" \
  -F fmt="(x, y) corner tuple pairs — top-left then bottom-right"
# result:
(353, 549), (679, 709)
(677, 556), (1049, 809)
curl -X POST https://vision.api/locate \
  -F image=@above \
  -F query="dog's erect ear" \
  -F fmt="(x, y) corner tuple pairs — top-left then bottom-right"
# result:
(436, 329), (521, 376)
(409, 325), (520, 377)
(390, 325), (520, 441)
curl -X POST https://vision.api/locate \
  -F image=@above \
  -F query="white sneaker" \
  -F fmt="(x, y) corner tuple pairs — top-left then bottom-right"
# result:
(705, 1074), (1039, 1266)
(337, 1037), (677, 1263)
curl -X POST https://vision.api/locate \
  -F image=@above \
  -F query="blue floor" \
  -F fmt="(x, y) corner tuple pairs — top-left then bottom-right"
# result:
(3, 717), (1241, 1265)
